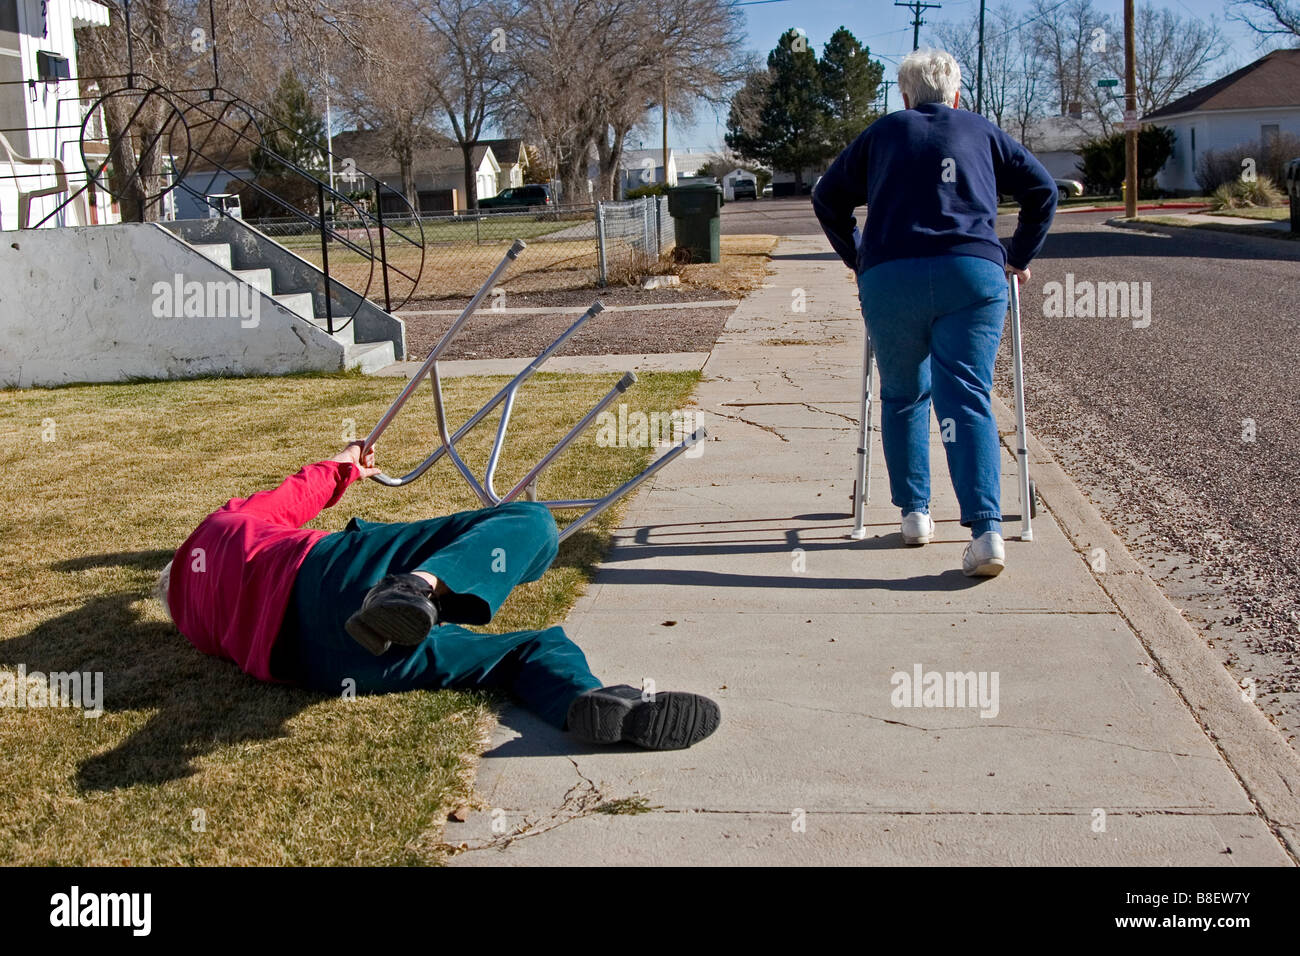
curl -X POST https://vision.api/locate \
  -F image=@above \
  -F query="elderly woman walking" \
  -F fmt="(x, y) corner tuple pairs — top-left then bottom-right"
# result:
(813, 48), (1057, 577)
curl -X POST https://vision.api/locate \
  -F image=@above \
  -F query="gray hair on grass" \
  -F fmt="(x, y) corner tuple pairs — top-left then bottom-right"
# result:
(898, 48), (961, 107)
(154, 560), (173, 623)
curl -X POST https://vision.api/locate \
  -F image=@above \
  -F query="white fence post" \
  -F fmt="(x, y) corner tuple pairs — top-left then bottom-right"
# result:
(595, 201), (608, 286)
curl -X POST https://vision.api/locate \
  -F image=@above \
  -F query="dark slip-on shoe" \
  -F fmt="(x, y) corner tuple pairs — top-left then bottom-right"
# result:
(567, 684), (721, 750)
(345, 573), (441, 656)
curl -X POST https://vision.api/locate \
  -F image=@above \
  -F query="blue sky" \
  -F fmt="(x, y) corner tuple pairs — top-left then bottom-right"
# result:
(648, 0), (1289, 153)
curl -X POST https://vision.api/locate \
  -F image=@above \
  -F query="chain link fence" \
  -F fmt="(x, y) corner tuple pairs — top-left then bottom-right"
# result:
(595, 196), (675, 285)
(248, 196), (676, 303)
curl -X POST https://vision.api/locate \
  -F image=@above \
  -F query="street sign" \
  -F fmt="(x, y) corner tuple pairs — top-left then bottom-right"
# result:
(1123, 110), (1139, 131)
(1098, 78), (1119, 87)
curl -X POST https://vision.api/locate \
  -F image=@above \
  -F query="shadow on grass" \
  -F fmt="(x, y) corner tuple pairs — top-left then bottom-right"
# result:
(2, 549), (318, 793)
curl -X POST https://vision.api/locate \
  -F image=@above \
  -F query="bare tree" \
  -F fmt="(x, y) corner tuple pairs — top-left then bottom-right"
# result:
(505, 0), (746, 203)
(1099, 5), (1228, 115)
(75, 1), (187, 221)
(1229, 0), (1300, 40)
(503, 0), (609, 202)
(933, 3), (1019, 125)
(335, 0), (444, 206)
(1030, 0), (1108, 116)
(1008, 34), (1047, 141)
(422, 0), (513, 210)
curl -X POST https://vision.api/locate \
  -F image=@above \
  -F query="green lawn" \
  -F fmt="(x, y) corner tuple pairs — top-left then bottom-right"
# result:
(0, 369), (700, 864)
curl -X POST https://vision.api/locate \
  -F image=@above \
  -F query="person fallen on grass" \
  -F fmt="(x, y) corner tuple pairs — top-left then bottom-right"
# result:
(152, 441), (720, 750)
(812, 48), (1058, 577)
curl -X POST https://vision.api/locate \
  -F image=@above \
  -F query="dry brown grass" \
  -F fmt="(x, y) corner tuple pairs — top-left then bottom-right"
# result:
(0, 369), (700, 864)
(678, 235), (779, 297)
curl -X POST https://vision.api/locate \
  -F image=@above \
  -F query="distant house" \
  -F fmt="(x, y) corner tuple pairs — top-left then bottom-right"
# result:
(1020, 114), (1100, 181)
(172, 143), (254, 219)
(771, 166), (822, 197)
(674, 149), (713, 180)
(1143, 49), (1300, 193)
(589, 147), (679, 199)
(331, 130), (499, 214)
(474, 137), (528, 191)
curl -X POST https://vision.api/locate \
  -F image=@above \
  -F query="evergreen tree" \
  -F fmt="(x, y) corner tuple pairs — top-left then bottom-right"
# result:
(727, 27), (884, 173)
(239, 70), (328, 216)
(818, 27), (884, 150)
(727, 29), (827, 173)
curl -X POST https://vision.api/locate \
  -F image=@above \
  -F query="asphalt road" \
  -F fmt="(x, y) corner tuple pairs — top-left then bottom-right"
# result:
(998, 211), (1300, 744)
(721, 195), (838, 235)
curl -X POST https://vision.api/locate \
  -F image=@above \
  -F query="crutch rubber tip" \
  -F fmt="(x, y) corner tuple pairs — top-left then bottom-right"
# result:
(616, 371), (636, 391)
(850, 528), (868, 540)
(589, 301), (606, 314)
(1021, 530), (1034, 542)
(508, 239), (527, 257)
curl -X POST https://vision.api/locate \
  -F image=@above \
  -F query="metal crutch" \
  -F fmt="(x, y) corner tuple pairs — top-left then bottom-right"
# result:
(1008, 273), (1034, 542)
(850, 330), (875, 540)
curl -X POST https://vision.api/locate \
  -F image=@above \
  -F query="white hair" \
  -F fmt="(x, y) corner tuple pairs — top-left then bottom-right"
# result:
(897, 48), (962, 107)
(154, 560), (173, 623)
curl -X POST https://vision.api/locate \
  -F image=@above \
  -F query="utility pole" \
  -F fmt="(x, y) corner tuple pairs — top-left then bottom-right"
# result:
(895, 0), (942, 51)
(879, 79), (895, 113)
(1123, 0), (1137, 217)
(975, 0), (986, 114)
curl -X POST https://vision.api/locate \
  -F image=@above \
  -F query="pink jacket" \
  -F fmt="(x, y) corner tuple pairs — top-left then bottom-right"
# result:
(169, 460), (360, 681)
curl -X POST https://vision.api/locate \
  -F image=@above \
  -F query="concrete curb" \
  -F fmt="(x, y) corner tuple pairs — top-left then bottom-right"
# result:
(992, 394), (1300, 861)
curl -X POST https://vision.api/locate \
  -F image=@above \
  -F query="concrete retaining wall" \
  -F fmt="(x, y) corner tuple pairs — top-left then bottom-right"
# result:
(0, 223), (346, 388)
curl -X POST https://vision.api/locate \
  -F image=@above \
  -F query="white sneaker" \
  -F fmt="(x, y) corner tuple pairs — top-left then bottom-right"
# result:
(901, 511), (934, 545)
(962, 531), (1006, 577)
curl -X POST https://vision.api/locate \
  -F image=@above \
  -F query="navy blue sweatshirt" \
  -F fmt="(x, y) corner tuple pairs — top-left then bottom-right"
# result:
(812, 102), (1057, 274)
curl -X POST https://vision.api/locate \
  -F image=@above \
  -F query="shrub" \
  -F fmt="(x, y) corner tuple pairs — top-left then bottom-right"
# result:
(1196, 133), (1300, 193)
(1077, 126), (1175, 195)
(626, 183), (668, 199)
(1210, 177), (1286, 209)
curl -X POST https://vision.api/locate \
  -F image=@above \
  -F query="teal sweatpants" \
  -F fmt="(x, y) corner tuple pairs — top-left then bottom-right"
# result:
(272, 500), (603, 728)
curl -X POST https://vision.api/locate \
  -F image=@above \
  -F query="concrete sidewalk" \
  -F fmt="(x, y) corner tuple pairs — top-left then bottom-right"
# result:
(447, 236), (1299, 866)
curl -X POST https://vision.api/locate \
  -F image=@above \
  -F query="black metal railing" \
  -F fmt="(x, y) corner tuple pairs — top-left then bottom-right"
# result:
(0, 73), (427, 333)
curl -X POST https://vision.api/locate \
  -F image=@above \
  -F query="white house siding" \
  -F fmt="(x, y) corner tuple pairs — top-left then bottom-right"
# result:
(1037, 150), (1084, 181)
(0, 0), (111, 230)
(1156, 107), (1300, 193)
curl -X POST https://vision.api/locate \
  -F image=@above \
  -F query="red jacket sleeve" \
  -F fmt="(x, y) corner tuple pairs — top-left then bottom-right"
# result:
(218, 460), (360, 528)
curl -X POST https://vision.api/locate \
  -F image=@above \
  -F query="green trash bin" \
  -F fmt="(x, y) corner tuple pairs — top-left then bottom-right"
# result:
(667, 182), (722, 263)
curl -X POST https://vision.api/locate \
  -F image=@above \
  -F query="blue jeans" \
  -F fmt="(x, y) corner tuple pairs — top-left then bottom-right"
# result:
(856, 254), (1008, 533)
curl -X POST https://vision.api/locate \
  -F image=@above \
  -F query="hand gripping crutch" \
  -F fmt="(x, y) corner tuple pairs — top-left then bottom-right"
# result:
(1008, 273), (1035, 542)
(849, 330), (875, 540)
(360, 239), (706, 542)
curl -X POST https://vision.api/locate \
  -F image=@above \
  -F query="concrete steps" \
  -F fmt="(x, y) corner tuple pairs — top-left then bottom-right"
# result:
(189, 240), (392, 372)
